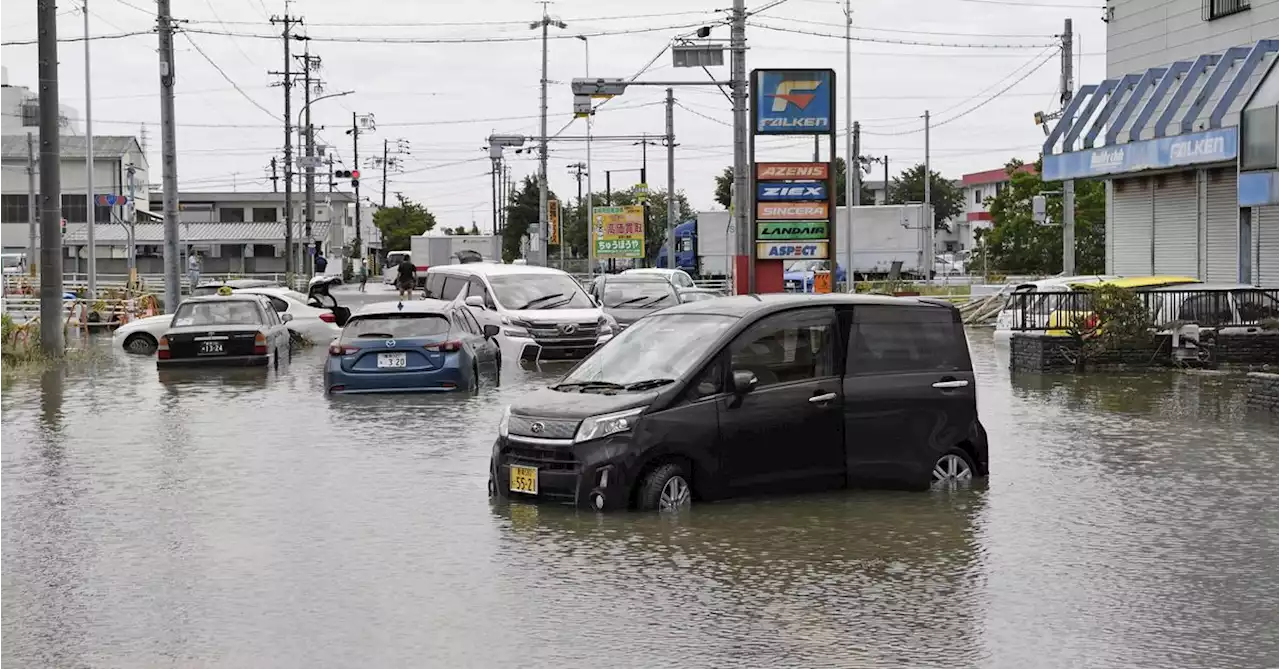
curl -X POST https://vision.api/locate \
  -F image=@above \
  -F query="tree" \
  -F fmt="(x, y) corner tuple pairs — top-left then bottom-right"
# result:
(712, 157), (876, 210)
(502, 175), (559, 263)
(885, 163), (963, 231)
(373, 193), (437, 251)
(973, 158), (1105, 275)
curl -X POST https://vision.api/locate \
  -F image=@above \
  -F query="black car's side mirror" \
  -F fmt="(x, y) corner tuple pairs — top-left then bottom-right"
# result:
(730, 369), (758, 396)
(482, 324), (500, 339)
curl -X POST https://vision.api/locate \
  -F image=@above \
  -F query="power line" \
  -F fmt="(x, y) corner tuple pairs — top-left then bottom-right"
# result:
(747, 21), (1058, 48)
(183, 10), (725, 28)
(182, 32), (281, 121)
(954, 0), (1101, 7)
(763, 15), (1058, 38)
(111, 0), (157, 18)
(178, 20), (717, 44)
(2, 30), (152, 46)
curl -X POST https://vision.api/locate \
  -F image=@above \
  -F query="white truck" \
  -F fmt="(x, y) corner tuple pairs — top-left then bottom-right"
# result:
(390, 234), (502, 287)
(693, 204), (931, 279)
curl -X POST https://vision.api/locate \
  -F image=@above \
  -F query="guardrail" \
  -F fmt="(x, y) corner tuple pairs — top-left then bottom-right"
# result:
(1006, 287), (1279, 331)
(1, 295), (160, 329)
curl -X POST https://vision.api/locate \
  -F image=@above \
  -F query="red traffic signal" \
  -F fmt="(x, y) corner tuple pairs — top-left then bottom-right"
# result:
(350, 170), (360, 179)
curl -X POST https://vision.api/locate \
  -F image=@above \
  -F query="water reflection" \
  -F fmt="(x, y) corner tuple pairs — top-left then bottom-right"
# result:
(0, 333), (1273, 668)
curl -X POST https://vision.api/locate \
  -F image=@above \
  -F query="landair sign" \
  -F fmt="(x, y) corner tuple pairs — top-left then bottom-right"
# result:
(753, 70), (835, 135)
(756, 241), (829, 260)
(757, 222), (828, 240)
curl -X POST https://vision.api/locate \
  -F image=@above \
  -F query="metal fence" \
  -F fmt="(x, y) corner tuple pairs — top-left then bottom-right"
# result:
(1005, 287), (1280, 331)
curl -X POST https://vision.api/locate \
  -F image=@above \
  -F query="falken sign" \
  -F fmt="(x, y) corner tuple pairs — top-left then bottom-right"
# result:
(756, 182), (827, 201)
(753, 69), (835, 135)
(1042, 127), (1238, 181)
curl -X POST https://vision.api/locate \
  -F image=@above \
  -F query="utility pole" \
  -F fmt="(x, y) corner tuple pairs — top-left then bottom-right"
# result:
(533, 5), (566, 265)
(847, 121), (860, 285)
(351, 112), (362, 259)
(730, 0), (750, 292)
(158, 0), (180, 311)
(568, 162), (587, 258)
(269, 157), (279, 192)
(665, 87), (677, 271)
(299, 48), (317, 276)
(26, 132), (36, 269)
(382, 139), (390, 209)
(923, 109), (932, 287)
(125, 163), (137, 274)
(83, 0), (96, 296)
(269, 13), (301, 277)
(1061, 18), (1076, 275)
(37, 0), (64, 353)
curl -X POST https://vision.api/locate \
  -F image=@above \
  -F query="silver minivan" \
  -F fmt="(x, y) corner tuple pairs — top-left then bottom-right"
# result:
(425, 263), (617, 364)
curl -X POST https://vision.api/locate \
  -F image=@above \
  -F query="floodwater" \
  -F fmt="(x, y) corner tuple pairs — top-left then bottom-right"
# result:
(3, 313), (1277, 667)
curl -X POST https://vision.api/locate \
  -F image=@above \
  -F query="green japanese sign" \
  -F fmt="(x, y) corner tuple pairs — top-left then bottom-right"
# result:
(756, 221), (829, 240)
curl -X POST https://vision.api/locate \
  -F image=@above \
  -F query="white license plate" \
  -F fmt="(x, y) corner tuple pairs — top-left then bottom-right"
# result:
(377, 352), (407, 368)
(199, 341), (224, 355)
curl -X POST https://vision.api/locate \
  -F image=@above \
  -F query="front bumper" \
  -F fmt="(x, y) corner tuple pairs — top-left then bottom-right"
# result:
(489, 432), (636, 511)
(157, 354), (269, 368)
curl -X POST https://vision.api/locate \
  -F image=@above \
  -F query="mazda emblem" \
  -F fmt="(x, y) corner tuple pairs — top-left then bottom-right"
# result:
(530, 421), (545, 434)
(385, 339), (396, 348)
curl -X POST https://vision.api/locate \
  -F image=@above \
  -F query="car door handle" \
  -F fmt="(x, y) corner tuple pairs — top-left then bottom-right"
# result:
(808, 392), (837, 404)
(932, 380), (970, 389)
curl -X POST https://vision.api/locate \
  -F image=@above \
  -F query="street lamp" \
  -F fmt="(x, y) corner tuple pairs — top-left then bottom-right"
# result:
(297, 90), (353, 274)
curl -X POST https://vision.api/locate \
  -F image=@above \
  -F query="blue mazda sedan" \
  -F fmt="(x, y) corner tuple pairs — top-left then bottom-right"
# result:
(325, 299), (501, 394)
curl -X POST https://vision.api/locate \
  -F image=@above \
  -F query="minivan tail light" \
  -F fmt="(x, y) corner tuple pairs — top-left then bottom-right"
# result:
(425, 340), (462, 352)
(253, 332), (268, 355)
(319, 312), (335, 323)
(157, 335), (170, 359)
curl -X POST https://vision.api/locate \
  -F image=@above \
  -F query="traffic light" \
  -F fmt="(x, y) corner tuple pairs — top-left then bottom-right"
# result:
(334, 169), (360, 189)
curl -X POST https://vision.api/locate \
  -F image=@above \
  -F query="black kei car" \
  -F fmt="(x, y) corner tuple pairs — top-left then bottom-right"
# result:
(490, 293), (989, 512)
(157, 293), (294, 368)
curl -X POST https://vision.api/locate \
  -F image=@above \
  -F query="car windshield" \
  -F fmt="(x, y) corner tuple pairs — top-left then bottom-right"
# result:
(341, 314), (451, 341)
(601, 281), (676, 309)
(171, 301), (264, 327)
(488, 273), (594, 310)
(559, 314), (737, 388)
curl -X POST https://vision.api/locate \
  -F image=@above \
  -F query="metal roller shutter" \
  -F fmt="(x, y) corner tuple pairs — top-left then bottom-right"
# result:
(1152, 172), (1199, 276)
(1255, 204), (1278, 288)
(1110, 176), (1154, 276)
(1203, 168), (1239, 284)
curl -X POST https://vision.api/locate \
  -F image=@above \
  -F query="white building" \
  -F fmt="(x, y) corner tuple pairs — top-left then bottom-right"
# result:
(1, 135), (150, 261)
(1, 66), (82, 136)
(1042, 0), (1278, 287)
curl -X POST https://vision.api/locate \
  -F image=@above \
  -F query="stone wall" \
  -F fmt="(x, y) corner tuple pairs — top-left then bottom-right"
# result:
(1010, 332), (1278, 374)
(1246, 372), (1279, 413)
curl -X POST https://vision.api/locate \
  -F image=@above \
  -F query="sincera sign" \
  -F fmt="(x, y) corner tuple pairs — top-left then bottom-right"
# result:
(755, 241), (829, 260)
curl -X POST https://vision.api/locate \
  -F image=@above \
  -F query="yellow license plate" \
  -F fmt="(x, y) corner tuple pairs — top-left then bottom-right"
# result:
(509, 465), (538, 495)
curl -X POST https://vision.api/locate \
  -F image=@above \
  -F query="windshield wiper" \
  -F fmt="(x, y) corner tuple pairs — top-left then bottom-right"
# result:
(552, 380), (626, 393)
(517, 293), (565, 310)
(610, 295), (653, 308)
(535, 296), (574, 310)
(625, 378), (675, 391)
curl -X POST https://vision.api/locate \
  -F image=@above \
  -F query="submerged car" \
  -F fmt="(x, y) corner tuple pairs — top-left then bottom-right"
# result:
(324, 299), (501, 394)
(157, 294), (293, 368)
(490, 293), (989, 512)
(587, 274), (681, 329)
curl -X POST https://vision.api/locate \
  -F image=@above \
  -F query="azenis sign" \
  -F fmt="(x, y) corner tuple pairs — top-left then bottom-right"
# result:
(755, 163), (829, 180)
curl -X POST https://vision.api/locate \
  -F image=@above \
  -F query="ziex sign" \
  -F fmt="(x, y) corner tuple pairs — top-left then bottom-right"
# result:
(757, 221), (828, 240)
(756, 202), (829, 220)
(757, 182), (827, 201)
(756, 241), (829, 260)
(754, 70), (835, 135)
(756, 163), (828, 180)
(1042, 127), (1238, 180)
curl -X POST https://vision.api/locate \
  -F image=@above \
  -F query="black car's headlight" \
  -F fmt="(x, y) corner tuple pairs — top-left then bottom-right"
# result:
(574, 407), (642, 443)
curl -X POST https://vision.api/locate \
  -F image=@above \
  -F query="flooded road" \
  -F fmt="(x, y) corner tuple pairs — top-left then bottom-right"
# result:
(3, 315), (1276, 668)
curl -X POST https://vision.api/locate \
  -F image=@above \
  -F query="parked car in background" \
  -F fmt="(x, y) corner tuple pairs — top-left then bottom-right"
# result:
(428, 263), (616, 364)
(324, 299), (500, 394)
(1145, 283), (1278, 335)
(115, 277), (348, 354)
(491, 293), (988, 512)
(383, 250), (412, 285)
(620, 267), (696, 290)
(190, 278), (282, 296)
(992, 275), (1116, 341)
(157, 293), (292, 368)
(784, 259), (847, 292)
(586, 274), (681, 330)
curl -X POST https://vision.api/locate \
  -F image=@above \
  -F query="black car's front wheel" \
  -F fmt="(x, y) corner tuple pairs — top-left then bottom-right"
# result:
(637, 462), (693, 512)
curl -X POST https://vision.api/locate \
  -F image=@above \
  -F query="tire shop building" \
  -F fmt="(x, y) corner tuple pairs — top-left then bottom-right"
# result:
(1042, 0), (1278, 288)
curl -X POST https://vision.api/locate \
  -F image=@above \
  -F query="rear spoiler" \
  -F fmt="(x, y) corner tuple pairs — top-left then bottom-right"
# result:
(415, 265), (429, 272)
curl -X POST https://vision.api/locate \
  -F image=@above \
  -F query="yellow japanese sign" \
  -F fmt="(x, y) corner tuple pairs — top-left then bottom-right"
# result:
(591, 205), (645, 259)
(547, 199), (560, 245)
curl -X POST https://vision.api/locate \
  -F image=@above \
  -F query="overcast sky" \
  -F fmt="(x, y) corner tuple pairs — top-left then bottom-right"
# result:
(1, 0), (1106, 230)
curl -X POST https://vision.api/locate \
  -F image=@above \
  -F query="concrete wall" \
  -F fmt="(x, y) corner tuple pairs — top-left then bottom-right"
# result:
(1010, 331), (1278, 373)
(1246, 372), (1279, 412)
(1106, 0), (1280, 77)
